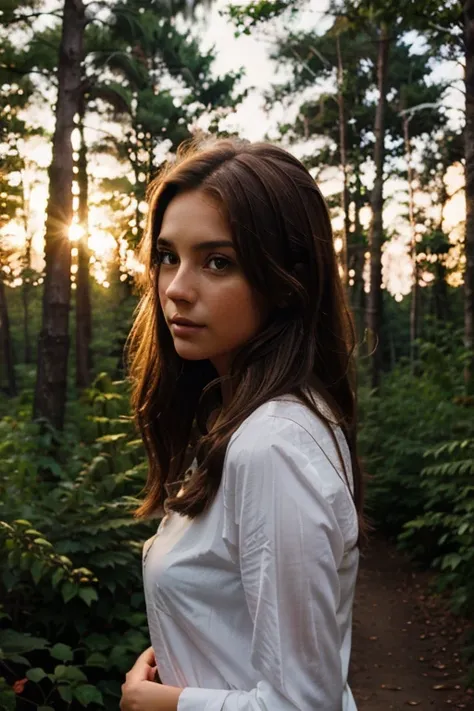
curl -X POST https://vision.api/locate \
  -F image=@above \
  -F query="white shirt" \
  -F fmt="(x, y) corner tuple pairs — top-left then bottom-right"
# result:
(142, 394), (359, 711)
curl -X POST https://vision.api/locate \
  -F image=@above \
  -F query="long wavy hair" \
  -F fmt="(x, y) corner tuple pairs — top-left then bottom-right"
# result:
(127, 137), (366, 542)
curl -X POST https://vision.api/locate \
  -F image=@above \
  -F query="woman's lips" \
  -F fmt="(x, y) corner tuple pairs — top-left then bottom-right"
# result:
(170, 322), (205, 337)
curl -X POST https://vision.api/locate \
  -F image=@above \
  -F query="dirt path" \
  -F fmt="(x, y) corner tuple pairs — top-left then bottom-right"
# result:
(349, 536), (473, 710)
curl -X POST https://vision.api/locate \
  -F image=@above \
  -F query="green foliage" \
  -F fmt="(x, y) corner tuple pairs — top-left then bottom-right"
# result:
(399, 437), (474, 615)
(227, 0), (300, 35)
(0, 375), (156, 709)
(360, 339), (472, 538)
(360, 337), (474, 673)
(83, 0), (244, 252)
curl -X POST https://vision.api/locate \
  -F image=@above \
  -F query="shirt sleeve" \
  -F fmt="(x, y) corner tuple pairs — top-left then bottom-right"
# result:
(177, 420), (350, 711)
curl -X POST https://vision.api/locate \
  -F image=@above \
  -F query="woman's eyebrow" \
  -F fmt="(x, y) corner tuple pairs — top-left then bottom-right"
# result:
(157, 236), (235, 251)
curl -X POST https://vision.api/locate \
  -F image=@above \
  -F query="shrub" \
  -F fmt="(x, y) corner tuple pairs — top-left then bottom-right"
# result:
(0, 374), (156, 710)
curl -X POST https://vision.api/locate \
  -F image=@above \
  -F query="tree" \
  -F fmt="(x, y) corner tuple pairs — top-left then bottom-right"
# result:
(88, 0), (242, 256)
(32, 0), (86, 429)
(75, 94), (92, 388)
(398, 98), (448, 368)
(464, 0), (474, 390)
(265, 20), (377, 338)
(386, 0), (470, 385)
(334, 0), (401, 387)
(365, 20), (389, 387)
(0, 40), (37, 395)
(0, 243), (17, 397)
(29, 0), (241, 417)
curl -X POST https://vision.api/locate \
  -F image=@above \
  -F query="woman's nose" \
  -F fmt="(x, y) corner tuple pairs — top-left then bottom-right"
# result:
(165, 265), (197, 303)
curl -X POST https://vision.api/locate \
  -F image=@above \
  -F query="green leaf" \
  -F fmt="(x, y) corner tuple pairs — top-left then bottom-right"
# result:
(96, 432), (127, 443)
(8, 654), (30, 666)
(78, 587), (98, 607)
(109, 645), (131, 671)
(0, 688), (16, 711)
(441, 553), (462, 571)
(2, 569), (18, 592)
(50, 643), (74, 662)
(31, 559), (46, 584)
(58, 684), (73, 703)
(54, 665), (87, 683)
(73, 684), (104, 706)
(0, 629), (48, 654)
(58, 555), (72, 566)
(85, 652), (108, 668)
(51, 567), (65, 588)
(20, 551), (34, 571)
(38, 707), (55, 710)
(33, 537), (53, 548)
(61, 581), (79, 603)
(53, 664), (67, 679)
(26, 667), (47, 682)
(83, 633), (109, 651)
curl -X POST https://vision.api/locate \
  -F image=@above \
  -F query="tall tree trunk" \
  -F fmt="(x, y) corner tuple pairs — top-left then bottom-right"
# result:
(403, 113), (419, 372)
(366, 23), (389, 389)
(433, 193), (450, 327)
(464, 0), (474, 391)
(350, 168), (366, 342)
(336, 34), (350, 286)
(21, 172), (33, 363)
(433, 258), (450, 324)
(22, 238), (33, 364)
(33, 0), (86, 428)
(76, 95), (92, 389)
(0, 278), (16, 396)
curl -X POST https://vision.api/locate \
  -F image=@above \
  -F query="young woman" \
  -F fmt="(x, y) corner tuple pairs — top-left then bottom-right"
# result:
(120, 138), (364, 711)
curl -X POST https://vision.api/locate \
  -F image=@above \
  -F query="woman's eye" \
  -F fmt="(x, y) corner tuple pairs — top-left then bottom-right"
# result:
(207, 256), (231, 272)
(157, 250), (177, 266)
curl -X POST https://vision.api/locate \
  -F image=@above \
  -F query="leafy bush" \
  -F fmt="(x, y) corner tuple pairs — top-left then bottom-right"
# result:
(359, 341), (472, 543)
(0, 374), (156, 710)
(359, 340), (474, 678)
(399, 437), (474, 615)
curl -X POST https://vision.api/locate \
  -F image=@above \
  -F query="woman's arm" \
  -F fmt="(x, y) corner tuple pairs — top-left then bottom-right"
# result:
(178, 422), (354, 710)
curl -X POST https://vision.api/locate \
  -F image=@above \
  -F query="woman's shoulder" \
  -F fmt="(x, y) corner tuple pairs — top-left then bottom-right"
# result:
(225, 392), (354, 495)
(223, 393), (358, 545)
(228, 392), (340, 454)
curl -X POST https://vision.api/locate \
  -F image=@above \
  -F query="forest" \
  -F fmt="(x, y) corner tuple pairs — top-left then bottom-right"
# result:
(0, 0), (473, 709)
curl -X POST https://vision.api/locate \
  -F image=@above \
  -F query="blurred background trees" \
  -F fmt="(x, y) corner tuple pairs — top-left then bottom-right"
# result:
(1, 0), (473, 708)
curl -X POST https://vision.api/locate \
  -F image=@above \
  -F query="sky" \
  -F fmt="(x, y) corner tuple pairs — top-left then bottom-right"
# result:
(199, 0), (333, 141)
(3, 0), (466, 298)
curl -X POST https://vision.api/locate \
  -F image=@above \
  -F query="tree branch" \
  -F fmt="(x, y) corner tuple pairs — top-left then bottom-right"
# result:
(289, 48), (319, 80)
(0, 64), (57, 83)
(427, 20), (463, 38)
(0, 11), (62, 27)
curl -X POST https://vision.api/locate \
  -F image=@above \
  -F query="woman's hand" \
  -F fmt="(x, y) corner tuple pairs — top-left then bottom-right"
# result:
(120, 648), (183, 711)
(120, 647), (157, 711)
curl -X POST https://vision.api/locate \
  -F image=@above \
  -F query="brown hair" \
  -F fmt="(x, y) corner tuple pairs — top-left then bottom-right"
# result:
(127, 137), (366, 542)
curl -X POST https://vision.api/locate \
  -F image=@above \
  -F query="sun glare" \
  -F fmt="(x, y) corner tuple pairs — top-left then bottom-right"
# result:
(69, 224), (84, 241)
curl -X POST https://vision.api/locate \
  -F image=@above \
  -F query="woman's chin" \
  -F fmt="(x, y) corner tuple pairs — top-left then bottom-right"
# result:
(173, 342), (211, 361)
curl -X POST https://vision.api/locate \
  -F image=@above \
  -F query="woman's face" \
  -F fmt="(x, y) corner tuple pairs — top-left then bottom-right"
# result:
(157, 189), (267, 376)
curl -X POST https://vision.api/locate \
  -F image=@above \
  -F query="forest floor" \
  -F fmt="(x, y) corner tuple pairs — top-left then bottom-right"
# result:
(349, 536), (473, 710)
